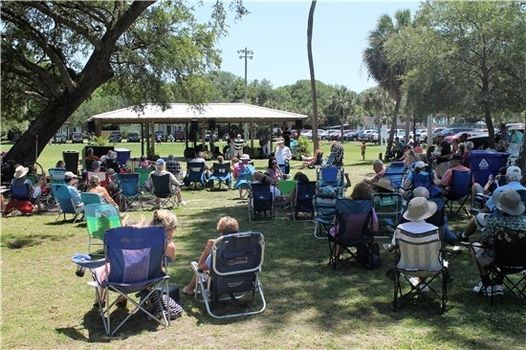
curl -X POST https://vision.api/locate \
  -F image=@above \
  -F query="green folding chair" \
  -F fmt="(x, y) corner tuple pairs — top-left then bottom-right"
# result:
(277, 179), (296, 197)
(84, 203), (122, 255)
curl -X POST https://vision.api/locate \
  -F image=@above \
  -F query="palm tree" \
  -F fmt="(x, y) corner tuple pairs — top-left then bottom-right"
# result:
(363, 9), (412, 160)
(307, 0), (319, 152)
(326, 87), (357, 139)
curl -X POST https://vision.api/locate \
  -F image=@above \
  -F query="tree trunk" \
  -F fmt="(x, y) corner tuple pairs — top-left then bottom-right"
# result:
(307, 0), (319, 152)
(3, 74), (111, 166)
(519, 114), (526, 170)
(384, 96), (401, 162)
(484, 104), (495, 149)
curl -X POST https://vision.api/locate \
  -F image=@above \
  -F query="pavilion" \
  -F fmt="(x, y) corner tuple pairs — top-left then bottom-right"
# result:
(88, 103), (307, 156)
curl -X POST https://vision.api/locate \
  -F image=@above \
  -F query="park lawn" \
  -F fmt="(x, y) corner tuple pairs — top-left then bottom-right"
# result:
(1, 142), (525, 349)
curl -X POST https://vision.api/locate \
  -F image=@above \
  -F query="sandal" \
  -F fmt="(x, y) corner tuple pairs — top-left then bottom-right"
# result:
(116, 296), (128, 308)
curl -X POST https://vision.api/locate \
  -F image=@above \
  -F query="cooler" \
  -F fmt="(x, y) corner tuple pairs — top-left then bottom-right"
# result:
(114, 148), (131, 165)
(62, 150), (79, 174)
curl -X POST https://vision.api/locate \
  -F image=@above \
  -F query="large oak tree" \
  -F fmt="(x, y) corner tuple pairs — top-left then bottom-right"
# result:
(1, 0), (245, 166)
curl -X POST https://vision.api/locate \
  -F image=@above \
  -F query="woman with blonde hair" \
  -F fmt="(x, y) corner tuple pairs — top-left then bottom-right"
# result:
(87, 175), (118, 208)
(182, 216), (239, 295)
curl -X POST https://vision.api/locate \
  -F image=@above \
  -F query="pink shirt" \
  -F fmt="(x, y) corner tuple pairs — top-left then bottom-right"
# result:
(440, 164), (470, 187)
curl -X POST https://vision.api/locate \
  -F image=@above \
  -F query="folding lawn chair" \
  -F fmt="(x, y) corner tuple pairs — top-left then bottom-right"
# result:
(317, 166), (343, 188)
(277, 179), (296, 197)
(208, 162), (231, 190)
(73, 226), (170, 336)
(384, 162), (406, 190)
(135, 168), (152, 191)
(184, 162), (206, 189)
(444, 170), (472, 217)
(87, 171), (108, 187)
(328, 198), (375, 269)
(233, 165), (255, 190)
(373, 192), (403, 237)
(48, 167), (66, 184)
(324, 152), (336, 167)
(84, 203), (121, 255)
(81, 192), (103, 206)
(248, 183), (275, 221)
(151, 173), (178, 209)
(292, 181), (316, 220)
(191, 231), (266, 319)
(307, 152), (323, 169)
(52, 184), (83, 222)
(313, 194), (337, 239)
(393, 228), (448, 313)
(119, 173), (142, 210)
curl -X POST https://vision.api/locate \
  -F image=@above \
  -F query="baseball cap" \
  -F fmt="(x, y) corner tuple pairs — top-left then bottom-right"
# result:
(156, 158), (165, 166)
(64, 171), (78, 179)
(506, 166), (522, 181)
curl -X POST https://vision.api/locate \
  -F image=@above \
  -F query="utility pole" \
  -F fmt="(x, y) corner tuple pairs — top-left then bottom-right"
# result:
(238, 47), (254, 103)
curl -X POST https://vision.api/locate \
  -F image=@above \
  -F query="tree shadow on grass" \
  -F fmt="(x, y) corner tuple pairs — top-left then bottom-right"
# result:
(1, 233), (74, 249)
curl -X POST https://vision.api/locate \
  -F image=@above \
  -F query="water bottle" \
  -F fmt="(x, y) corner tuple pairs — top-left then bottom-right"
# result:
(75, 265), (86, 277)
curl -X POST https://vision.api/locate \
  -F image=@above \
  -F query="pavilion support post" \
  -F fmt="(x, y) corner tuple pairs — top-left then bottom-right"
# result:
(250, 121), (255, 148)
(185, 122), (189, 150)
(140, 123), (145, 157)
(201, 121), (206, 150)
(269, 124), (273, 156)
(151, 123), (156, 157)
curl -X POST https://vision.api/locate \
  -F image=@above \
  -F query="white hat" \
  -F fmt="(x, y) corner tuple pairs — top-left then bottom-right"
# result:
(403, 197), (437, 222)
(496, 189), (525, 216)
(64, 171), (78, 179)
(414, 161), (426, 169)
(240, 154), (251, 161)
(413, 186), (430, 199)
(506, 166), (522, 182)
(13, 166), (29, 179)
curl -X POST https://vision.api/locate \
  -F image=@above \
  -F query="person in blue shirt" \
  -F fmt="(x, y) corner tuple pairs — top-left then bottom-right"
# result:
(64, 171), (83, 210)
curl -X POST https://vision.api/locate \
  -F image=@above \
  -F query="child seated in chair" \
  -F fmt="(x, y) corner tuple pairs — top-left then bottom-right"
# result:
(182, 216), (239, 295)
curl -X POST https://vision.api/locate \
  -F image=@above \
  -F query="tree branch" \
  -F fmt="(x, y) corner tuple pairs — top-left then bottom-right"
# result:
(26, 1), (101, 49)
(1, 8), (77, 93)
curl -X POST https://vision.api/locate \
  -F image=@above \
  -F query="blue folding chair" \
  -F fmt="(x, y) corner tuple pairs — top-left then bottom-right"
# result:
(328, 199), (375, 269)
(233, 165), (255, 190)
(313, 194), (338, 239)
(72, 226), (170, 336)
(151, 173), (177, 209)
(384, 162), (406, 190)
(292, 181), (316, 220)
(444, 170), (472, 217)
(184, 162), (206, 189)
(248, 183), (275, 221)
(208, 162), (231, 190)
(48, 168), (66, 184)
(52, 184), (83, 222)
(81, 192), (103, 206)
(119, 173), (142, 210)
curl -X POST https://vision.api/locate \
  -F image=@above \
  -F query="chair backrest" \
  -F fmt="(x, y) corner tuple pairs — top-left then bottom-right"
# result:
(412, 172), (433, 189)
(494, 230), (526, 272)
(51, 184), (77, 214)
(448, 170), (472, 199)
(48, 168), (66, 184)
(325, 152), (336, 167)
(396, 229), (442, 271)
(151, 173), (171, 197)
(85, 203), (121, 240)
(334, 199), (373, 241)
(314, 152), (323, 166)
(10, 181), (31, 200)
(211, 162), (230, 178)
(295, 181), (317, 212)
(119, 173), (139, 196)
(81, 192), (103, 205)
(237, 164), (255, 181)
(373, 193), (403, 214)
(314, 196), (338, 221)
(320, 166), (341, 185)
(385, 162), (406, 175)
(210, 232), (264, 295)
(105, 226), (166, 286)
(134, 168), (151, 187)
(187, 162), (205, 176)
(277, 179), (296, 196)
(517, 190), (526, 207)
(250, 183), (273, 201)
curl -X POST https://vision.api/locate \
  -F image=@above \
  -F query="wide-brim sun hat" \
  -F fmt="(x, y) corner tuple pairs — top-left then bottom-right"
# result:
(375, 177), (394, 192)
(403, 197), (437, 222)
(496, 189), (525, 216)
(13, 165), (29, 179)
(240, 154), (251, 161)
(64, 171), (78, 179)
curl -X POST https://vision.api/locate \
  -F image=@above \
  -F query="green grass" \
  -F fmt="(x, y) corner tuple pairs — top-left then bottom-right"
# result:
(1, 141), (526, 349)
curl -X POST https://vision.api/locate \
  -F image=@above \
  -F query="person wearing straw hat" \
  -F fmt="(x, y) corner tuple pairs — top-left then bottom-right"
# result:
(3, 165), (34, 216)
(274, 138), (292, 174)
(391, 196), (439, 289)
(471, 189), (526, 296)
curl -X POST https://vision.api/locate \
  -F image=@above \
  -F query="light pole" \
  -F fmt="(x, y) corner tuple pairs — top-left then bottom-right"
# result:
(238, 47), (254, 103)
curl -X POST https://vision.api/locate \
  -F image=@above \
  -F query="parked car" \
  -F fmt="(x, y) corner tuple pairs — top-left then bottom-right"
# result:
(71, 132), (84, 143)
(53, 133), (67, 144)
(127, 132), (140, 142)
(109, 131), (122, 143)
(318, 129), (328, 140)
(343, 130), (358, 141)
(445, 130), (487, 144)
(173, 130), (185, 141)
(328, 130), (342, 140)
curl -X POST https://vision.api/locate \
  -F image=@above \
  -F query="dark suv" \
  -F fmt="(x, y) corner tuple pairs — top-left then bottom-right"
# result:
(109, 131), (122, 143)
(127, 132), (140, 142)
(71, 132), (84, 143)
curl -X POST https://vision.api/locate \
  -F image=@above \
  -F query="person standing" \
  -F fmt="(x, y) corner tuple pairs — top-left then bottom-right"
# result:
(360, 140), (367, 161)
(275, 138), (292, 174)
(259, 133), (269, 157)
(283, 127), (292, 148)
(330, 140), (344, 166)
(499, 123), (509, 148)
(233, 134), (245, 158)
(509, 128), (524, 160)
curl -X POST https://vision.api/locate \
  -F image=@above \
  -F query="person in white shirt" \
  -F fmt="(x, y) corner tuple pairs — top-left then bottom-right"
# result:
(274, 138), (292, 174)
(147, 158), (185, 207)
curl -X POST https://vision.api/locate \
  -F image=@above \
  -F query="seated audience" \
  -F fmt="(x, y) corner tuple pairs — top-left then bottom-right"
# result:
(471, 190), (526, 296)
(165, 154), (182, 180)
(64, 171), (83, 210)
(87, 175), (118, 208)
(147, 159), (185, 207)
(265, 157), (285, 183)
(439, 154), (470, 194)
(182, 216), (240, 295)
(3, 165), (34, 216)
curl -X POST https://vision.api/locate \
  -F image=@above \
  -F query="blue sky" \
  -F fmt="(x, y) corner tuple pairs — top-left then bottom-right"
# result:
(196, 1), (421, 93)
